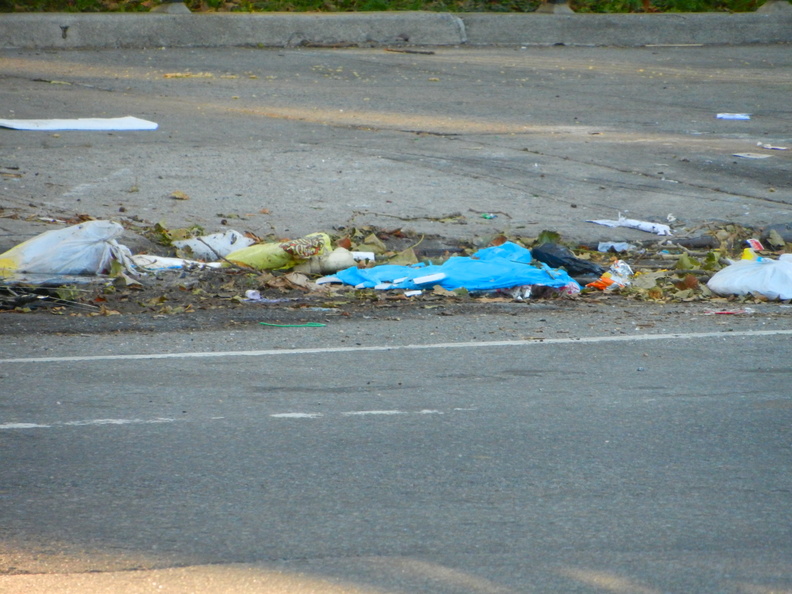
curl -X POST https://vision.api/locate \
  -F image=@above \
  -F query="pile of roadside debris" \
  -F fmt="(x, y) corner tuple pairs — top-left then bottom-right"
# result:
(2, 217), (792, 314)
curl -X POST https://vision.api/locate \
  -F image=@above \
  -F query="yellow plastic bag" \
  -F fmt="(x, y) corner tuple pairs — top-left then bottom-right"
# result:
(223, 232), (332, 270)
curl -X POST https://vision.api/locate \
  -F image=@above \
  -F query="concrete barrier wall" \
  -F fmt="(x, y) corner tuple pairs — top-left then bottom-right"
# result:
(462, 12), (792, 46)
(0, 12), (466, 49)
(1, 10), (790, 50)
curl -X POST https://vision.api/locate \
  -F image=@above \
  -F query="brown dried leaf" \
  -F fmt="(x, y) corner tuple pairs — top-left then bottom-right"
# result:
(674, 274), (700, 290)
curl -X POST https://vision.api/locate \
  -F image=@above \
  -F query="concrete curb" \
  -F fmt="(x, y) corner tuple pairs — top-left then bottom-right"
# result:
(3, 12), (467, 49)
(0, 9), (791, 50)
(464, 12), (792, 46)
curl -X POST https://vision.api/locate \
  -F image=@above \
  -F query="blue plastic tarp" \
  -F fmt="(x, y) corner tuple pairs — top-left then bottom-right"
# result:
(332, 242), (580, 292)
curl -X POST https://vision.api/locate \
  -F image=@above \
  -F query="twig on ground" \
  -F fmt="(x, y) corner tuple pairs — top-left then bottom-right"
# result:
(196, 237), (257, 273)
(385, 48), (436, 55)
(468, 209), (513, 219)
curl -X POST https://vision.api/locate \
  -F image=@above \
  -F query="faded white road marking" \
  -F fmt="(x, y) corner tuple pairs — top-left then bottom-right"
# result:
(341, 409), (446, 416)
(342, 410), (406, 416)
(1, 329), (790, 365)
(61, 418), (176, 426)
(270, 408), (462, 419)
(0, 423), (52, 429)
(0, 418), (176, 430)
(2, 409), (468, 430)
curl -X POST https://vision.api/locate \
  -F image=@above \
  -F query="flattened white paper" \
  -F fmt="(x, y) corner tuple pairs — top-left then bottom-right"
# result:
(0, 116), (158, 131)
(733, 152), (772, 159)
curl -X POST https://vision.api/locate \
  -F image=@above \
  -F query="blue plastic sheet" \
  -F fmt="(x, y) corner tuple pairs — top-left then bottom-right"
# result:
(332, 242), (580, 292)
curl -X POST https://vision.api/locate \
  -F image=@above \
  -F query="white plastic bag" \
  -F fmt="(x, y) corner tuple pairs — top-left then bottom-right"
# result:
(707, 255), (792, 300)
(0, 220), (131, 275)
(130, 254), (222, 271)
(172, 229), (256, 260)
(587, 214), (672, 236)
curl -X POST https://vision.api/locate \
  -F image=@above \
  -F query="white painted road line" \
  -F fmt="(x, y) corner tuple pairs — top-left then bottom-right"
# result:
(60, 418), (177, 426)
(342, 410), (407, 416)
(271, 409), (455, 419)
(0, 418), (177, 430)
(1, 329), (791, 365)
(1, 409), (473, 430)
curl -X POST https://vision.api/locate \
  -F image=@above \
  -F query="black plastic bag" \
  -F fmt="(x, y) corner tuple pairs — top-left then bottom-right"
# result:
(532, 243), (606, 277)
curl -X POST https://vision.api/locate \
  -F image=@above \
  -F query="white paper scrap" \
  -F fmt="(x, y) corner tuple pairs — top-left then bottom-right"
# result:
(757, 143), (789, 150)
(716, 113), (751, 120)
(733, 153), (772, 159)
(598, 241), (636, 253)
(587, 215), (672, 236)
(351, 251), (376, 262)
(413, 273), (447, 285)
(130, 254), (220, 271)
(0, 116), (158, 131)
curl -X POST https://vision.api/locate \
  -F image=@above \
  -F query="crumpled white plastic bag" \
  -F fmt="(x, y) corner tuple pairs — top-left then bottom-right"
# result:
(707, 254), (792, 300)
(172, 229), (255, 260)
(0, 220), (131, 275)
(587, 215), (672, 236)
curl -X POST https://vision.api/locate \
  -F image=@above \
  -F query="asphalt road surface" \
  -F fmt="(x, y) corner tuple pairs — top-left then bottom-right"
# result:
(1, 44), (791, 249)
(2, 311), (791, 593)
(1, 40), (791, 593)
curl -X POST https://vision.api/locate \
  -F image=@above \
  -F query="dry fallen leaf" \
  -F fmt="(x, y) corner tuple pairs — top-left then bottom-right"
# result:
(90, 306), (121, 317)
(432, 286), (458, 297)
(282, 272), (314, 290)
(674, 274), (700, 291)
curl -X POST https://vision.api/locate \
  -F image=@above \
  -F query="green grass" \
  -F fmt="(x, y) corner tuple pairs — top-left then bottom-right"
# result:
(0, 0), (781, 13)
